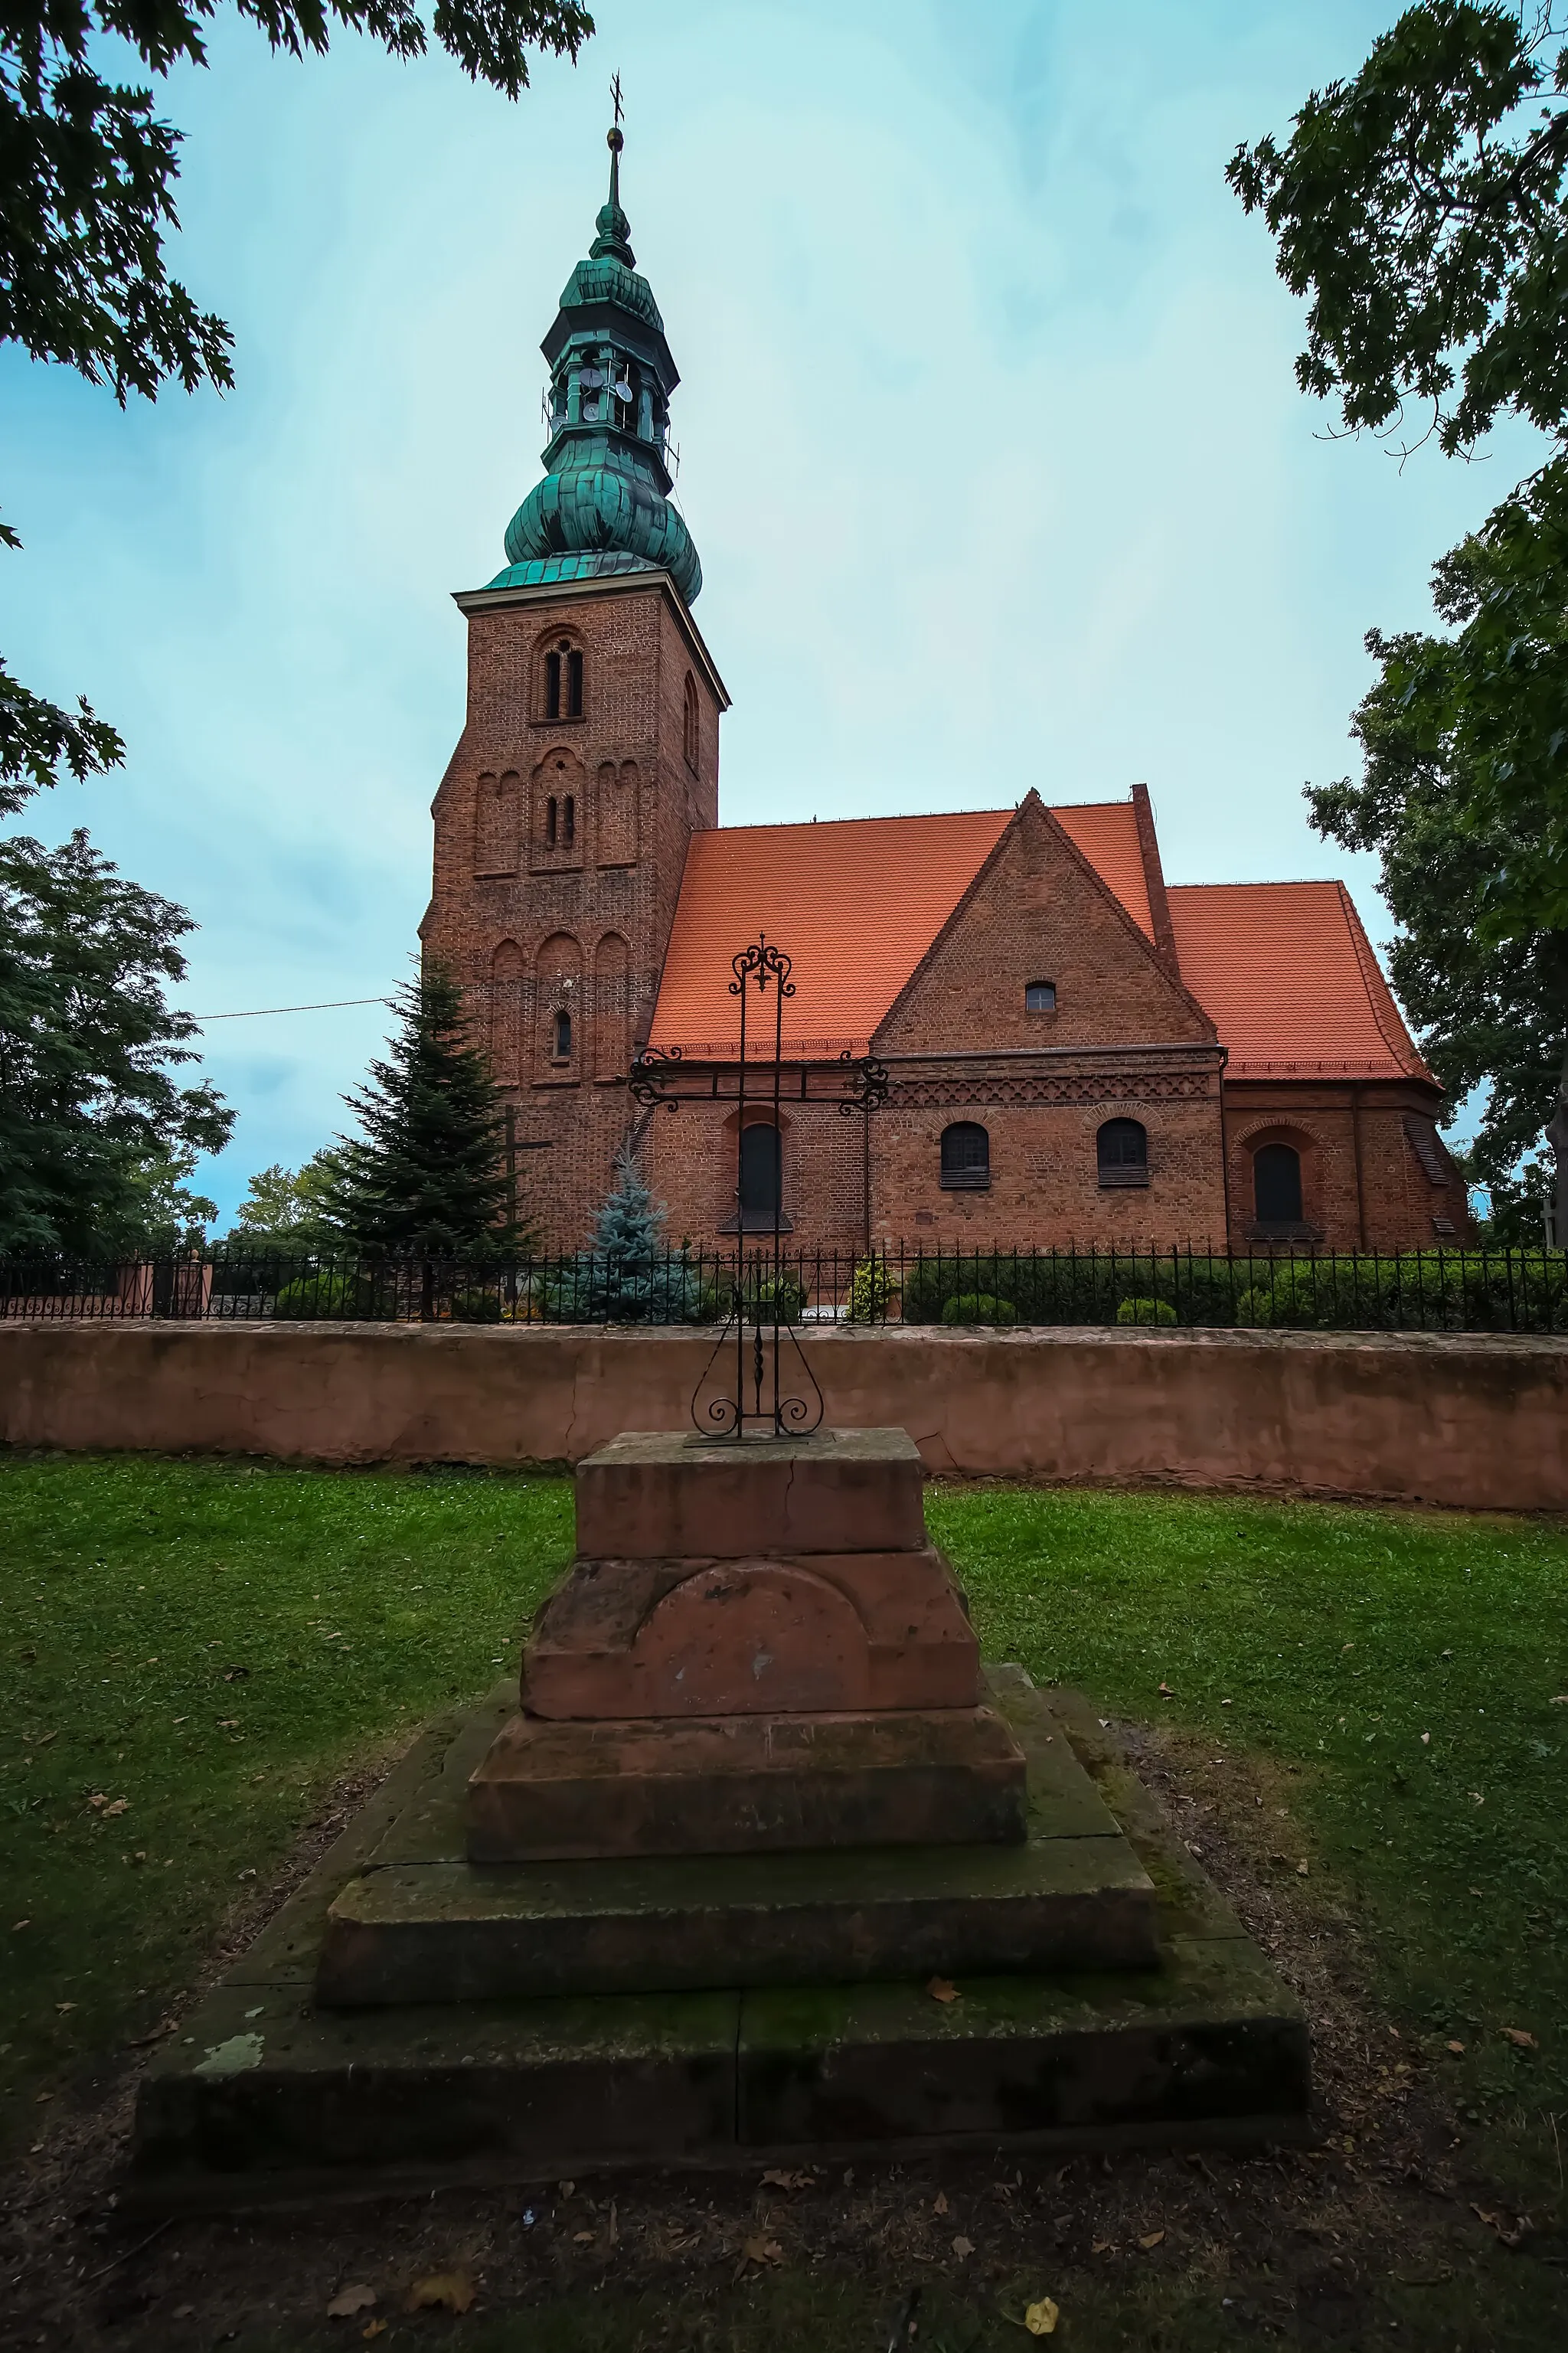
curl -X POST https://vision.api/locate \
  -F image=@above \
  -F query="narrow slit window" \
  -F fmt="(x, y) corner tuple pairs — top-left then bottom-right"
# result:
(564, 795), (576, 849)
(552, 1008), (572, 1061)
(567, 649), (584, 718)
(545, 650), (561, 721)
(546, 796), (558, 849)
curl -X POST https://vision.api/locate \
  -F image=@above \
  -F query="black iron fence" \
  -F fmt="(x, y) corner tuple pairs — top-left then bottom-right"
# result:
(3, 1242), (1566, 1334)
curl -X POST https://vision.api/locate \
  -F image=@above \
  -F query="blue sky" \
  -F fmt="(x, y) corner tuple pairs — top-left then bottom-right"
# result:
(3, 0), (1547, 1223)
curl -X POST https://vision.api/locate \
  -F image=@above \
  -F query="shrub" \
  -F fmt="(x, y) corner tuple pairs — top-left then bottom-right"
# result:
(848, 1256), (899, 1322)
(940, 1292), (1018, 1327)
(1116, 1295), (1177, 1326)
(270, 1269), (386, 1320)
(449, 1286), (504, 1324)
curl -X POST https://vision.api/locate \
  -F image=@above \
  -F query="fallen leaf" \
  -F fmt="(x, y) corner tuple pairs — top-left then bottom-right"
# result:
(1420, 1732), (1430, 1744)
(1341, 1641), (1354, 1652)
(326, 2285), (377, 2319)
(572, 2231), (593, 2245)
(933, 2190), (949, 2216)
(951, 2235), (975, 2259)
(1158, 1682), (1175, 1698)
(1472, 2204), (1530, 2249)
(1024, 2296), (1060, 2335)
(926, 1976), (960, 2004)
(361, 2326), (387, 2344)
(54, 2001), (74, 2013)
(223, 1665), (250, 1681)
(1502, 2028), (1538, 2050)
(217, 1719), (240, 1730)
(87, 1793), (107, 1809)
(761, 2168), (811, 2191)
(733, 2234), (784, 2279)
(1091, 2238), (1116, 2255)
(103, 1799), (129, 1818)
(1470, 1790), (1485, 1806)
(406, 2272), (474, 2315)
(1551, 1695), (1567, 1705)
(1138, 2230), (1165, 2250)
(1297, 1861), (1309, 1876)
(1446, 2040), (1466, 2054)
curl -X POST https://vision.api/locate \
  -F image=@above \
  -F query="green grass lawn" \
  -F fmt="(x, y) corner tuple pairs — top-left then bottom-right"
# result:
(2, 1456), (1566, 2348)
(0, 1455), (572, 2147)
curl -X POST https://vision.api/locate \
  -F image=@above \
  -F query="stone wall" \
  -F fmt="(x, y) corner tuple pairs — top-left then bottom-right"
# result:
(3, 1322), (1562, 1512)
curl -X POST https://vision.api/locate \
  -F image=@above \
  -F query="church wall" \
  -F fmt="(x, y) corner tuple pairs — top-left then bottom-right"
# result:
(1221, 1081), (1472, 1253)
(645, 1096), (869, 1255)
(870, 1070), (1229, 1250)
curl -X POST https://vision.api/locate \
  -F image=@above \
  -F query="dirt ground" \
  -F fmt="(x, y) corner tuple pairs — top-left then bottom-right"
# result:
(2, 1727), (1563, 2352)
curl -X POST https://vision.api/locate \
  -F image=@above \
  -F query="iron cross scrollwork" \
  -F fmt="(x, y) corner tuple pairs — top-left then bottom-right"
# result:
(626, 937), (887, 1439)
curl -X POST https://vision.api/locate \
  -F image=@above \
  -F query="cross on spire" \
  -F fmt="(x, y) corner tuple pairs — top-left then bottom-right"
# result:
(611, 70), (623, 126)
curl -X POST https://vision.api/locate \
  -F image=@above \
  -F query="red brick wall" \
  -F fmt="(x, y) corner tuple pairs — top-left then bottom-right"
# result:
(420, 577), (724, 1243)
(1222, 1083), (1472, 1252)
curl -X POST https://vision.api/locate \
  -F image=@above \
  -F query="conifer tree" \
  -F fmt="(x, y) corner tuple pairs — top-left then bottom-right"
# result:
(556, 1148), (698, 1322)
(330, 966), (522, 1261)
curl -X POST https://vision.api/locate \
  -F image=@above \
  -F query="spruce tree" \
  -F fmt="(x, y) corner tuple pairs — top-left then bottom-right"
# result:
(561, 1149), (698, 1322)
(330, 966), (521, 1262)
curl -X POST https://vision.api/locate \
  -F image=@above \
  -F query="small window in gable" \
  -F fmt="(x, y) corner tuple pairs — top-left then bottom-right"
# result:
(1024, 980), (1057, 1013)
(1097, 1118), (1148, 1188)
(940, 1122), (991, 1191)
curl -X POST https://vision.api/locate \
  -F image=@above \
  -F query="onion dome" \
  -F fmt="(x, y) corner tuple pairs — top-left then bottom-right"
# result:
(489, 123), (701, 605)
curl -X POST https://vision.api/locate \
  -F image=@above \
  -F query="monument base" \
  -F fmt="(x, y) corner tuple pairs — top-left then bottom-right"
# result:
(128, 1676), (1311, 2207)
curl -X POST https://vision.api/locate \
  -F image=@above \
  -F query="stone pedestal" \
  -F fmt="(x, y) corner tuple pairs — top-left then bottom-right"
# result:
(468, 1430), (1029, 1862)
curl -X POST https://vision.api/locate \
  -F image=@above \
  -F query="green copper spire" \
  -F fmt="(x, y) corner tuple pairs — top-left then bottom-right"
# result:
(490, 115), (701, 605)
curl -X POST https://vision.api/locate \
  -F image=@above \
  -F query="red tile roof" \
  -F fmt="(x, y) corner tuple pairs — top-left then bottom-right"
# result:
(648, 800), (1430, 1085)
(1052, 801), (1154, 939)
(1165, 881), (1430, 1081)
(648, 809), (1011, 1057)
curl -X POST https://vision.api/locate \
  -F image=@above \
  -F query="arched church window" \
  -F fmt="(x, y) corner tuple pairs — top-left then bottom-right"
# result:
(940, 1123), (991, 1191)
(552, 1007), (573, 1063)
(545, 649), (561, 721)
(563, 795), (576, 850)
(567, 649), (584, 718)
(1097, 1118), (1148, 1188)
(739, 1122), (782, 1221)
(1253, 1142), (1303, 1224)
(546, 796), (558, 851)
(1024, 980), (1057, 1013)
(683, 672), (700, 773)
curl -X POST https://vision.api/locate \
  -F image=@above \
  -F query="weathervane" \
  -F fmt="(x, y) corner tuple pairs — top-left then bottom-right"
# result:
(610, 70), (623, 127)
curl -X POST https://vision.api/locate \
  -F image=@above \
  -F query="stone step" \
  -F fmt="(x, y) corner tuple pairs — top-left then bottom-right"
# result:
(467, 1701), (1026, 1861)
(315, 1672), (1154, 2003)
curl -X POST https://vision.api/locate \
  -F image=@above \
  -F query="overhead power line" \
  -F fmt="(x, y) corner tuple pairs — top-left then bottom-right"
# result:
(186, 995), (395, 1021)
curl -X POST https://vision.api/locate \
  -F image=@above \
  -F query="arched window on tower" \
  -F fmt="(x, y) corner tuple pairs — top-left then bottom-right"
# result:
(546, 796), (558, 851)
(683, 672), (700, 773)
(563, 795), (576, 850)
(545, 639), (585, 722)
(552, 1006), (573, 1063)
(1097, 1118), (1148, 1189)
(940, 1123), (991, 1191)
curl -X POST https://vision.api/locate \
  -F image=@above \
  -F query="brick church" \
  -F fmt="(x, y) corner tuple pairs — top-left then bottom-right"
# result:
(421, 127), (1468, 1257)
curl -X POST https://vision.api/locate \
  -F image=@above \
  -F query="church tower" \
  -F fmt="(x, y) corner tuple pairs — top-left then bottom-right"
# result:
(422, 116), (728, 1243)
